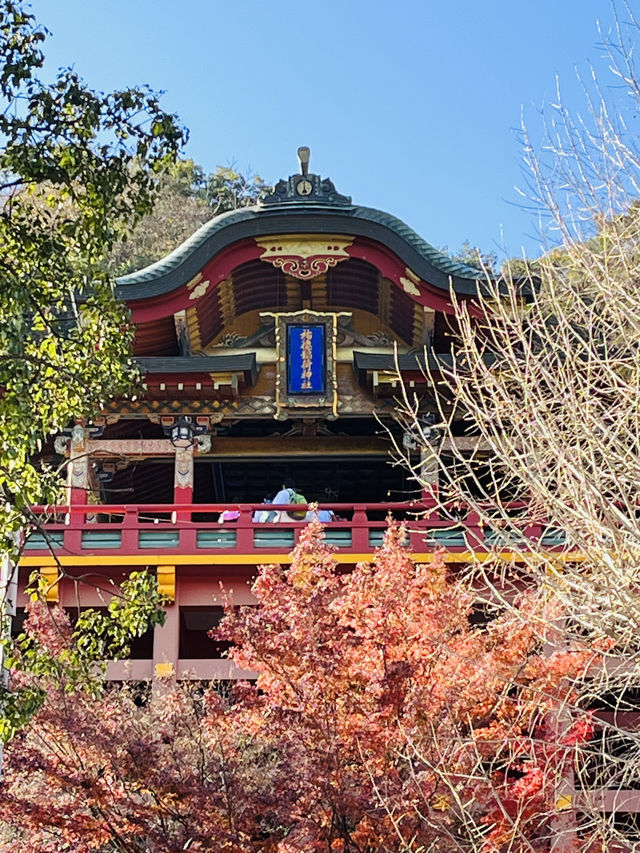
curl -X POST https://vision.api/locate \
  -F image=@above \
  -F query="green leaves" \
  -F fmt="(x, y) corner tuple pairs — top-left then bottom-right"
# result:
(0, 2), (44, 99)
(74, 571), (167, 661)
(0, 0), (184, 742)
(0, 0), (185, 553)
(1, 571), (166, 741)
(0, 683), (44, 744)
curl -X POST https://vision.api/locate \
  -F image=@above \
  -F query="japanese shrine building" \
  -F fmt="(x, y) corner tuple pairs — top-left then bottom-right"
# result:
(19, 149), (517, 681)
(12, 149), (640, 850)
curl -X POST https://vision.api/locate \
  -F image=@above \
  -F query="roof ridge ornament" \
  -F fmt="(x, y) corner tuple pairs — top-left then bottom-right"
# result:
(298, 145), (310, 176)
(261, 146), (352, 207)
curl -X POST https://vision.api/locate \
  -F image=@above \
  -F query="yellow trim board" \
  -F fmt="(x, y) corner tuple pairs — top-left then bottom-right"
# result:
(18, 551), (583, 568)
(157, 565), (176, 601)
(39, 567), (59, 602)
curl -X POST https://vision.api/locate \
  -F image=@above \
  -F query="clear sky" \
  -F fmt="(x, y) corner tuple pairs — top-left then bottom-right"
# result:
(27, 0), (629, 260)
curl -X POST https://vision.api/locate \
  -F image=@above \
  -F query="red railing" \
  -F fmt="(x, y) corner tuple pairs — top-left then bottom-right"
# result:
(22, 501), (566, 559)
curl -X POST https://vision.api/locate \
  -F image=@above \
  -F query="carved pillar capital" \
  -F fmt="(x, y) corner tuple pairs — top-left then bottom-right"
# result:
(174, 444), (195, 493)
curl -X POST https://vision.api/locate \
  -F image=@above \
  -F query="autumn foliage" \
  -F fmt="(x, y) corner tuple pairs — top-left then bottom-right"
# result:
(0, 524), (597, 851)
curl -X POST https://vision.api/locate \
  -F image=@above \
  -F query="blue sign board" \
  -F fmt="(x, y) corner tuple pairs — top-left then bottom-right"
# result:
(287, 324), (325, 394)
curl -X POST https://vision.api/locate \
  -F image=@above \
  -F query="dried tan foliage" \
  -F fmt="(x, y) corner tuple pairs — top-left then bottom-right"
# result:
(393, 6), (640, 849)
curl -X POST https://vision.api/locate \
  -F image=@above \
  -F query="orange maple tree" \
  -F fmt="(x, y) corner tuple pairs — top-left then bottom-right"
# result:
(0, 523), (598, 852)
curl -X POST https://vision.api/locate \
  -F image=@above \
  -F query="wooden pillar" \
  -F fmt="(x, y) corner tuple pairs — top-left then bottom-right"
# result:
(420, 444), (439, 502)
(549, 803), (578, 853)
(546, 617), (579, 852)
(152, 600), (179, 685)
(67, 424), (90, 507)
(422, 306), (435, 349)
(174, 445), (194, 521)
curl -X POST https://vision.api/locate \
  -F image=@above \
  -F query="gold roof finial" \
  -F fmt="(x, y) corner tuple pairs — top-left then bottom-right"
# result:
(297, 146), (310, 177)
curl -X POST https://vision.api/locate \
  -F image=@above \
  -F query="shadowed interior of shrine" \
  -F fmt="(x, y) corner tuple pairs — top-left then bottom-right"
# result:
(101, 455), (420, 506)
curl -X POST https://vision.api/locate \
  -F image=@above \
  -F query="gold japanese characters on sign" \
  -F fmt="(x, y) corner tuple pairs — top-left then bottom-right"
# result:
(262, 309), (348, 420)
(299, 327), (314, 390)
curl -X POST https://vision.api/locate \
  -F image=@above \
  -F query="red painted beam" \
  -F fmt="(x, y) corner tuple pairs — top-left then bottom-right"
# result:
(128, 240), (263, 323)
(125, 236), (480, 326)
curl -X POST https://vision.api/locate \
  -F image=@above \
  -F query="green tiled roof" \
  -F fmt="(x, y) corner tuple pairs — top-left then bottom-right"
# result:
(352, 351), (496, 373)
(135, 354), (258, 385)
(115, 200), (486, 300)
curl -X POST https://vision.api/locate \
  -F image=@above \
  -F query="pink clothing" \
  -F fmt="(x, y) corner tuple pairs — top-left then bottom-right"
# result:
(218, 510), (240, 523)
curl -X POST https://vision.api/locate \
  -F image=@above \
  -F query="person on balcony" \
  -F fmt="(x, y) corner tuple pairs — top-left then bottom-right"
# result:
(218, 496), (241, 524)
(272, 483), (302, 522)
(253, 498), (275, 523)
(305, 507), (335, 523)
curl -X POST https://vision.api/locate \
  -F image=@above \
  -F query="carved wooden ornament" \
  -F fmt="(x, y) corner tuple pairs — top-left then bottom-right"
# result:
(256, 235), (353, 280)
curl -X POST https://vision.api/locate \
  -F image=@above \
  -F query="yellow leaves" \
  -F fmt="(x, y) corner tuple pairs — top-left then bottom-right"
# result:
(432, 793), (451, 811)
(555, 794), (573, 811)
(288, 556), (315, 590)
(36, 567), (59, 602)
(153, 662), (174, 679)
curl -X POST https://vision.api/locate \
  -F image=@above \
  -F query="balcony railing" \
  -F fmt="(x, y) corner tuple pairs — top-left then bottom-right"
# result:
(21, 502), (568, 560)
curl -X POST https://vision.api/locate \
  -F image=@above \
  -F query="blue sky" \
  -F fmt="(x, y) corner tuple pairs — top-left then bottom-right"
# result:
(28, 1), (629, 260)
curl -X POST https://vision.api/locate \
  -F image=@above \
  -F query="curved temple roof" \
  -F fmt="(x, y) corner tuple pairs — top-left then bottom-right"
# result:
(115, 162), (486, 302)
